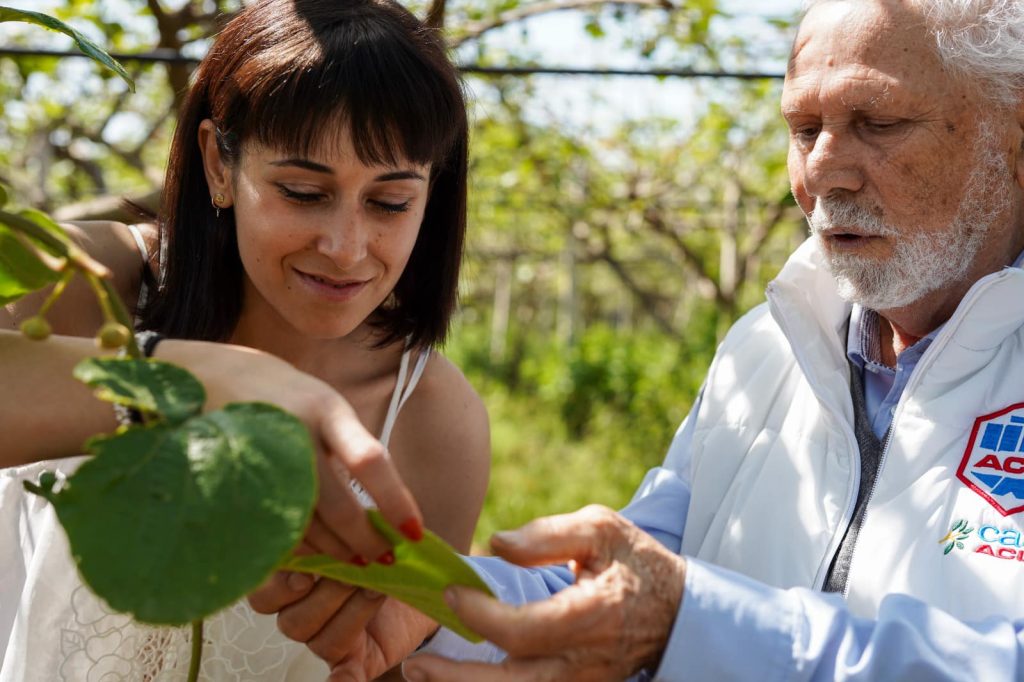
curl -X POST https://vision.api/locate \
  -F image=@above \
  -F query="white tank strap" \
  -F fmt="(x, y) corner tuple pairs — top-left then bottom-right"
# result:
(126, 224), (150, 312)
(379, 347), (431, 448)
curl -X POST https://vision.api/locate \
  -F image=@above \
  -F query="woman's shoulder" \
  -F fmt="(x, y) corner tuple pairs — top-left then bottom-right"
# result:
(2, 221), (155, 336)
(391, 348), (489, 471)
(66, 220), (158, 278)
(408, 350), (488, 430)
(390, 349), (490, 551)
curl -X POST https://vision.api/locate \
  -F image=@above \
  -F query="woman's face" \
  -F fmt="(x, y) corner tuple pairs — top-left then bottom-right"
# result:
(226, 131), (430, 340)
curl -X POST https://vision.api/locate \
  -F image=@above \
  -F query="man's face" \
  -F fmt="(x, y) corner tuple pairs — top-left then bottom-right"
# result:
(782, 0), (1024, 312)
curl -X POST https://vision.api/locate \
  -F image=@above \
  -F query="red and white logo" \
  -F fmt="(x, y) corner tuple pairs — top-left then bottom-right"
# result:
(958, 403), (1024, 516)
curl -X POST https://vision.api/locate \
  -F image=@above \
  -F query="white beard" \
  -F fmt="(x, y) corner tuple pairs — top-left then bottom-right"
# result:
(805, 135), (1011, 311)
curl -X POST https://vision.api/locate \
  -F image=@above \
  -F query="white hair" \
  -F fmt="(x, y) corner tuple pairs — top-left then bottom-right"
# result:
(801, 0), (1024, 107)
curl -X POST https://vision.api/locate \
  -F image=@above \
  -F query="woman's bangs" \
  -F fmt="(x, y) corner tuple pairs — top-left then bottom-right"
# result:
(243, 20), (462, 169)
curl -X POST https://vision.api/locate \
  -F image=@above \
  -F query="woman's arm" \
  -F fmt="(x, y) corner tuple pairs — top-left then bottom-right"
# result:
(0, 329), (423, 561)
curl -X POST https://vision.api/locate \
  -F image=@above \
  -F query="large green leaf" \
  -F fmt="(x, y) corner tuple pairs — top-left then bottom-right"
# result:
(0, 223), (61, 304)
(282, 510), (494, 642)
(26, 403), (317, 625)
(74, 358), (206, 425)
(0, 7), (134, 91)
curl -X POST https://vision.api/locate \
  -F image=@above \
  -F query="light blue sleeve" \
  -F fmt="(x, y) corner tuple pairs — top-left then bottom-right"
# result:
(418, 400), (701, 664)
(654, 559), (1024, 681)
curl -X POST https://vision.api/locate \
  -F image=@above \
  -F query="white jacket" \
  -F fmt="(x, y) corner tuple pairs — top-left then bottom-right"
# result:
(682, 237), (1024, 622)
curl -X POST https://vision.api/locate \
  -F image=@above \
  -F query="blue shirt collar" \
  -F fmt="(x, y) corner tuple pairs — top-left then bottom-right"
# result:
(847, 248), (1024, 370)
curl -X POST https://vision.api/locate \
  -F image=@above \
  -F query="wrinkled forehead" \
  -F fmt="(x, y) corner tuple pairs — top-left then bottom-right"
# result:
(785, 0), (959, 105)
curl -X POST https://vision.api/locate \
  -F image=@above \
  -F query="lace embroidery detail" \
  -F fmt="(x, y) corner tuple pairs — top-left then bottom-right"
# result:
(58, 585), (312, 681)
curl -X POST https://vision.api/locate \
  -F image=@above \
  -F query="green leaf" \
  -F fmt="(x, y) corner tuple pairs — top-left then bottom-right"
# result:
(18, 207), (73, 248)
(0, 224), (61, 304)
(74, 358), (206, 425)
(0, 7), (134, 91)
(944, 542), (954, 555)
(41, 403), (317, 625)
(0, 184), (7, 209)
(952, 519), (965, 531)
(282, 510), (494, 642)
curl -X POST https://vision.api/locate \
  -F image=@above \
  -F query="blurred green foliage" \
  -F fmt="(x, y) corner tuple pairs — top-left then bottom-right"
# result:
(450, 307), (719, 545)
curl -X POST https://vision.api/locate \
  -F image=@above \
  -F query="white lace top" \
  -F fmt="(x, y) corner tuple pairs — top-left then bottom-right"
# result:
(0, 226), (432, 681)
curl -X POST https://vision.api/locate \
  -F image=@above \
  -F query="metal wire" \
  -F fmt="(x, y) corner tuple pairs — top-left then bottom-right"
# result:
(0, 46), (785, 79)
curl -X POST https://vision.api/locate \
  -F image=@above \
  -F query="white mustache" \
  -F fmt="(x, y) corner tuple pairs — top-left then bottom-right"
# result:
(807, 199), (898, 238)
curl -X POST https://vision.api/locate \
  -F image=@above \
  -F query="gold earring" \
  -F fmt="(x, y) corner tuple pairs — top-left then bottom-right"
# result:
(212, 192), (225, 218)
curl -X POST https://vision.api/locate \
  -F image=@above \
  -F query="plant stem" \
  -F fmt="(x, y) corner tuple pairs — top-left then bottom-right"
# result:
(0, 209), (110, 278)
(37, 269), (75, 316)
(187, 619), (204, 682)
(83, 273), (141, 358)
(99, 276), (141, 357)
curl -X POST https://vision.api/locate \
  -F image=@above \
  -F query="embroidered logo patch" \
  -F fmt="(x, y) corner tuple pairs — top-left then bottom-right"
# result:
(958, 403), (1024, 516)
(937, 518), (1024, 563)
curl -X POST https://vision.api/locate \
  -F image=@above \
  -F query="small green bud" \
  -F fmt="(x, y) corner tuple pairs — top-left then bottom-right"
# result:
(20, 316), (51, 341)
(96, 322), (131, 350)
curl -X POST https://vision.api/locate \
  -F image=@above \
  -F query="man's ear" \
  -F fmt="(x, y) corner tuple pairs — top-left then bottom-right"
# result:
(197, 119), (234, 207)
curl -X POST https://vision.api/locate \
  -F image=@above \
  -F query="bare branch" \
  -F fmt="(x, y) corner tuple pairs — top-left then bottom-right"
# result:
(589, 221), (677, 335)
(641, 207), (732, 309)
(450, 0), (675, 48)
(425, 0), (448, 30)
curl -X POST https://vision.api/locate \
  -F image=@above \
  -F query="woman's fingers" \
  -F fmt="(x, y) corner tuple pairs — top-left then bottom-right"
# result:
(277, 578), (359, 643)
(314, 450), (394, 564)
(319, 400), (423, 543)
(305, 589), (386, 664)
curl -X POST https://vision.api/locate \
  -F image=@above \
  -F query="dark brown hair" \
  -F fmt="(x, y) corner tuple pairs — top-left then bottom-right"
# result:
(141, 0), (468, 347)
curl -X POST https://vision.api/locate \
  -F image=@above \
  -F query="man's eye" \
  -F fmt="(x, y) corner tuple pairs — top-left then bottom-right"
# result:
(791, 125), (820, 141)
(276, 185), (326, 203)
(863, 119), (902, 133)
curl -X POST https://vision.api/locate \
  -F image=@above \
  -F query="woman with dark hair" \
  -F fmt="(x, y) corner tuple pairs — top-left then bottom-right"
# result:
(1, 0), (489, 678)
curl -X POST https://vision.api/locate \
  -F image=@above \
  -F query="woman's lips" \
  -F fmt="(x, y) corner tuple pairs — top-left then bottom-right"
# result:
(294, 269), (369, 301)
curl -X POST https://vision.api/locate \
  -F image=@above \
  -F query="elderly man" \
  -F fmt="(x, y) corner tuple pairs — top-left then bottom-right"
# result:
(257, 0), (1024, 679)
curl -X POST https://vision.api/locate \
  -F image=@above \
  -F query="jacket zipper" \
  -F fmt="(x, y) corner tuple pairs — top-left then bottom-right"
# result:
(766, 285), (862, 590)
(837, 274), (1004, 598)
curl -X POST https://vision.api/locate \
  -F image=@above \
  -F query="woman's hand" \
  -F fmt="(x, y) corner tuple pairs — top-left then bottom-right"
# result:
(249, 571), (439, 681)
(155, 339), (425, 562)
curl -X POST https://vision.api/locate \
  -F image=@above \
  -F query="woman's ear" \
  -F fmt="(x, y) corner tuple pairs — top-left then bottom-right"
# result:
(198, 119), (234, 208)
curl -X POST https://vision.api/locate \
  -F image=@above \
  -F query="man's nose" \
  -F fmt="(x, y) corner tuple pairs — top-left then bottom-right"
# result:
(800, 127), (864, 199)
(317, 207), (369, 268)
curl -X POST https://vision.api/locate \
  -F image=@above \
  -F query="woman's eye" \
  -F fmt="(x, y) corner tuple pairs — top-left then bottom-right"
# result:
(276, 185), (326, 203)
(370, 199), (411, 215)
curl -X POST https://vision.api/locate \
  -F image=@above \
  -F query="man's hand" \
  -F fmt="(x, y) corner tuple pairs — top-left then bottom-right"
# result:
(403, 505), (686, 682)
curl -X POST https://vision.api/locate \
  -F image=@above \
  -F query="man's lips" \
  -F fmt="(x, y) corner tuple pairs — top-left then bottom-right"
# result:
(819, 229), (886, 242)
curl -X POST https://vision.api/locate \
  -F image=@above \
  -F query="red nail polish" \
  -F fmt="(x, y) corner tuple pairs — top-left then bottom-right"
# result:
(351, 554), (369, 567)
(399, 518), (423, 542)
(377, 550), (395, 565)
